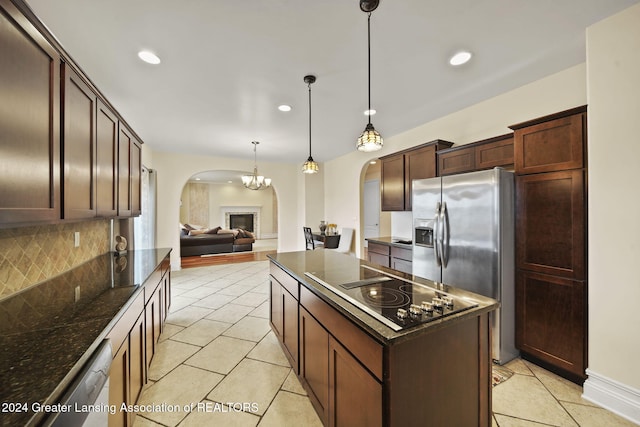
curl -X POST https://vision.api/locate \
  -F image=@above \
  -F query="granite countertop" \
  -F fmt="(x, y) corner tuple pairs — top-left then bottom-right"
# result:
(365, 236), (413, 248)
(0, 248), (171, 427)
(268, 250), (498, 346)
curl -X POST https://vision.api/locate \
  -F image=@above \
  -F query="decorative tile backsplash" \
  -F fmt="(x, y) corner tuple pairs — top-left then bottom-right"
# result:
(0, 220), (110, 301)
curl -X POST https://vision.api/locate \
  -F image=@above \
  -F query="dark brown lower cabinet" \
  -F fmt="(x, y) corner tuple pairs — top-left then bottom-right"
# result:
(367, 242), (390, 268)
(300, 307), (329, 424)
(328, 336), (382, 427)
(269, 267), (299, 371)
(516, 270), (586, 380)
(109, 341), (129, 427)
(108, 255), (171, 427)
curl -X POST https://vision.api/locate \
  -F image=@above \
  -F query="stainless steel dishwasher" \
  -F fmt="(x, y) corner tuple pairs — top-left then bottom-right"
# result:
(42, 339), (112, 427)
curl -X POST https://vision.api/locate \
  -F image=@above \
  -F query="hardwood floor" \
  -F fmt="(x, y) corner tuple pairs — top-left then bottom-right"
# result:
(180, 250), (277, 268)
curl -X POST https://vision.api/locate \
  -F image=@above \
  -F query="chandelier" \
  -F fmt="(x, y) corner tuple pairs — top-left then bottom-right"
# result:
(302, 75), (319, 174)
(242, 141), (271, 190)
(357, 0), (383, 152)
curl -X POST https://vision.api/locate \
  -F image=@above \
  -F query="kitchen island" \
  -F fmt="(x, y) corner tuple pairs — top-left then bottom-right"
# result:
(0, 248), (171, 427)
(268, 250), (498, 427)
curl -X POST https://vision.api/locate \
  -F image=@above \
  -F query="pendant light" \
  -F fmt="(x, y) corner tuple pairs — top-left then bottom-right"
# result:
(302, 75), (319, 174)
(357, 0), (383, 152)
(242, 141), (271, 190)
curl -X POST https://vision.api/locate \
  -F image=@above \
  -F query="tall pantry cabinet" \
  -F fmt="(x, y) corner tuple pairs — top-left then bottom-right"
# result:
(510, 106), (588, 382)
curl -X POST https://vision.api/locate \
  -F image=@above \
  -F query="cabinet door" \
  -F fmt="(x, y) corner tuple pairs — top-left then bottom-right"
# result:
(269, 277), (283, 338)
(129, 313), (146, 407)
(516, 170), (585, 279)
(282, 287), (299, 371)
(380, 154), (405, 211)
(516, 270), (586, 379)
(109, 341), (129, 427)
(299, 307), (329, 425)
(438, 147), (475, 176)
(328, 336), (382, 427)
(404, 145), (436, 210)
(0, 1), (60, 224)
(62, 64), (96, 219)
(145, 284), (162, 370)
(117, 124), (133, 216)
(96, 100), (118, 217)
(514, 112), (585, 174)
(475, 136), (514, 170)
(131, 141), (142, 216)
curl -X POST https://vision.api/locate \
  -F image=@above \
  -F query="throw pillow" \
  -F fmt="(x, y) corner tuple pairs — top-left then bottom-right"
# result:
(205, 226), (221, 234)
(189, 229), (209, 236)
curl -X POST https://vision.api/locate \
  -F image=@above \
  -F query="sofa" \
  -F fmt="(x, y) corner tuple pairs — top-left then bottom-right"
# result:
(180, 225), (255, 257)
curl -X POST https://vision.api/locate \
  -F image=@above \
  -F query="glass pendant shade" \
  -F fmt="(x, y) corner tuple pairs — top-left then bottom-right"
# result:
(357, 123), (383, 152)
(302, 156), (319, 174)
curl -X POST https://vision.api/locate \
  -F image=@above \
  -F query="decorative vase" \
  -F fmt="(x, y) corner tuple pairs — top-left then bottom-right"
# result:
(319, 221), (327, 235)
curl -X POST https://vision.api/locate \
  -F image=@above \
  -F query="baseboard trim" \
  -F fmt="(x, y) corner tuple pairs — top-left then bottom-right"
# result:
(583, 369), (640, 425)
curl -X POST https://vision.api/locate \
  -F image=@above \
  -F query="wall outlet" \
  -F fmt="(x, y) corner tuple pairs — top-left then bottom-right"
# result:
(74, 231), (80, 247)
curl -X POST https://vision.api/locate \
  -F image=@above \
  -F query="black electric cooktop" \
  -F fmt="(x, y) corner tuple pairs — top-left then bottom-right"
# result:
(305, 265), (478, 331)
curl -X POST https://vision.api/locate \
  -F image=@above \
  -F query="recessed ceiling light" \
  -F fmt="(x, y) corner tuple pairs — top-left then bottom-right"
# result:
(138, 50), (161, 65)
(278, 105), (292, 112)
(364, 109), (376, 116)
(195, 178), (201, 181)
(369, 160), (377, 165)
(449, 51), (472, 66)
(227, 180), (233, 184)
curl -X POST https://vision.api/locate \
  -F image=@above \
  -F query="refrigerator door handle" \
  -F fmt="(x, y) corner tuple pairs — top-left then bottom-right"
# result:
(434, 202), (442, 267)
(441, 201), (449, 267)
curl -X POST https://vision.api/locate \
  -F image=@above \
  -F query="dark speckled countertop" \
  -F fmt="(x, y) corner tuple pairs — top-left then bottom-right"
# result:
(0, 248), (171, 427)
(268, 250), (498, 345)
(365, 236), (413, 248)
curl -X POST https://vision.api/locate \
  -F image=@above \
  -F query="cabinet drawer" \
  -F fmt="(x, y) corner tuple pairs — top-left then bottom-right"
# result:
(391, 246), (412, 261)
(368, 242), (390, 256)
(300, 286), (383, 380)
(270, 262), (299, 299)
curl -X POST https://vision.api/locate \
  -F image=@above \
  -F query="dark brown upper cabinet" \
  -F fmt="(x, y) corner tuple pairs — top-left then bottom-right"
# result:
(62, 64), (97, 219)
(511, 106), (586, 174)
(380, 140), (453, 211)
(0, 0), (61, 225)
(117, 124), (142, 217)
(438, 133), (514, 176)
(96, 100), (119, 217)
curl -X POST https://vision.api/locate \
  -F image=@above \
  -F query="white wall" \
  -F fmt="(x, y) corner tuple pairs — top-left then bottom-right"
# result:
(325, 63), (587, 256)
(152, 151), (304, 270)
(584, 3), (640, 422)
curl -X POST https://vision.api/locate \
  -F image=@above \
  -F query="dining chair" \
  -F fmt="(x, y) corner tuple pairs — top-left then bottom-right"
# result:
(304, 227), (324, 250)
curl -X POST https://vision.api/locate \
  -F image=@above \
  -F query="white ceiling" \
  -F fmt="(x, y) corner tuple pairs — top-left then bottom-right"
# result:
(27, 0), (639, 167)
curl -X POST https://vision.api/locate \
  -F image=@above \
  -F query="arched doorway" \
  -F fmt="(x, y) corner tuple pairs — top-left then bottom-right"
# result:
(178, 170), (278, 262)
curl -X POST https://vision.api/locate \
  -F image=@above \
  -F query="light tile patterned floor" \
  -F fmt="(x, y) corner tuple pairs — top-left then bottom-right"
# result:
(134, 261), (636, 427)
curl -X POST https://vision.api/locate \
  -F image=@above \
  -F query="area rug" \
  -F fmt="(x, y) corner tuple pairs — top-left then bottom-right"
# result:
(492, 365), (514, 387)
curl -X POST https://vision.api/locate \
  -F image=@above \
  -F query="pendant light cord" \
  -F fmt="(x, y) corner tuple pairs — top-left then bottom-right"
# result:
(367, 12), (372, 126)
(308, 81), (312, 157)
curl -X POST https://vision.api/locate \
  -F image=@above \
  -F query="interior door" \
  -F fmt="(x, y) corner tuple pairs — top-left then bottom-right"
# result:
(363, 180), (380, 246)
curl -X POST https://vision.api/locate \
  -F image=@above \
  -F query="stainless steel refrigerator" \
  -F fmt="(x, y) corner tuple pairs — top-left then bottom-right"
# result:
(412, 167), (517, 364)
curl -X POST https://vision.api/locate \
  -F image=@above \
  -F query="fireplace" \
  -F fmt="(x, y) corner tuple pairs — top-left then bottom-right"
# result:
(222, 206), (261, 238)
(230, 214), (254, 232)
